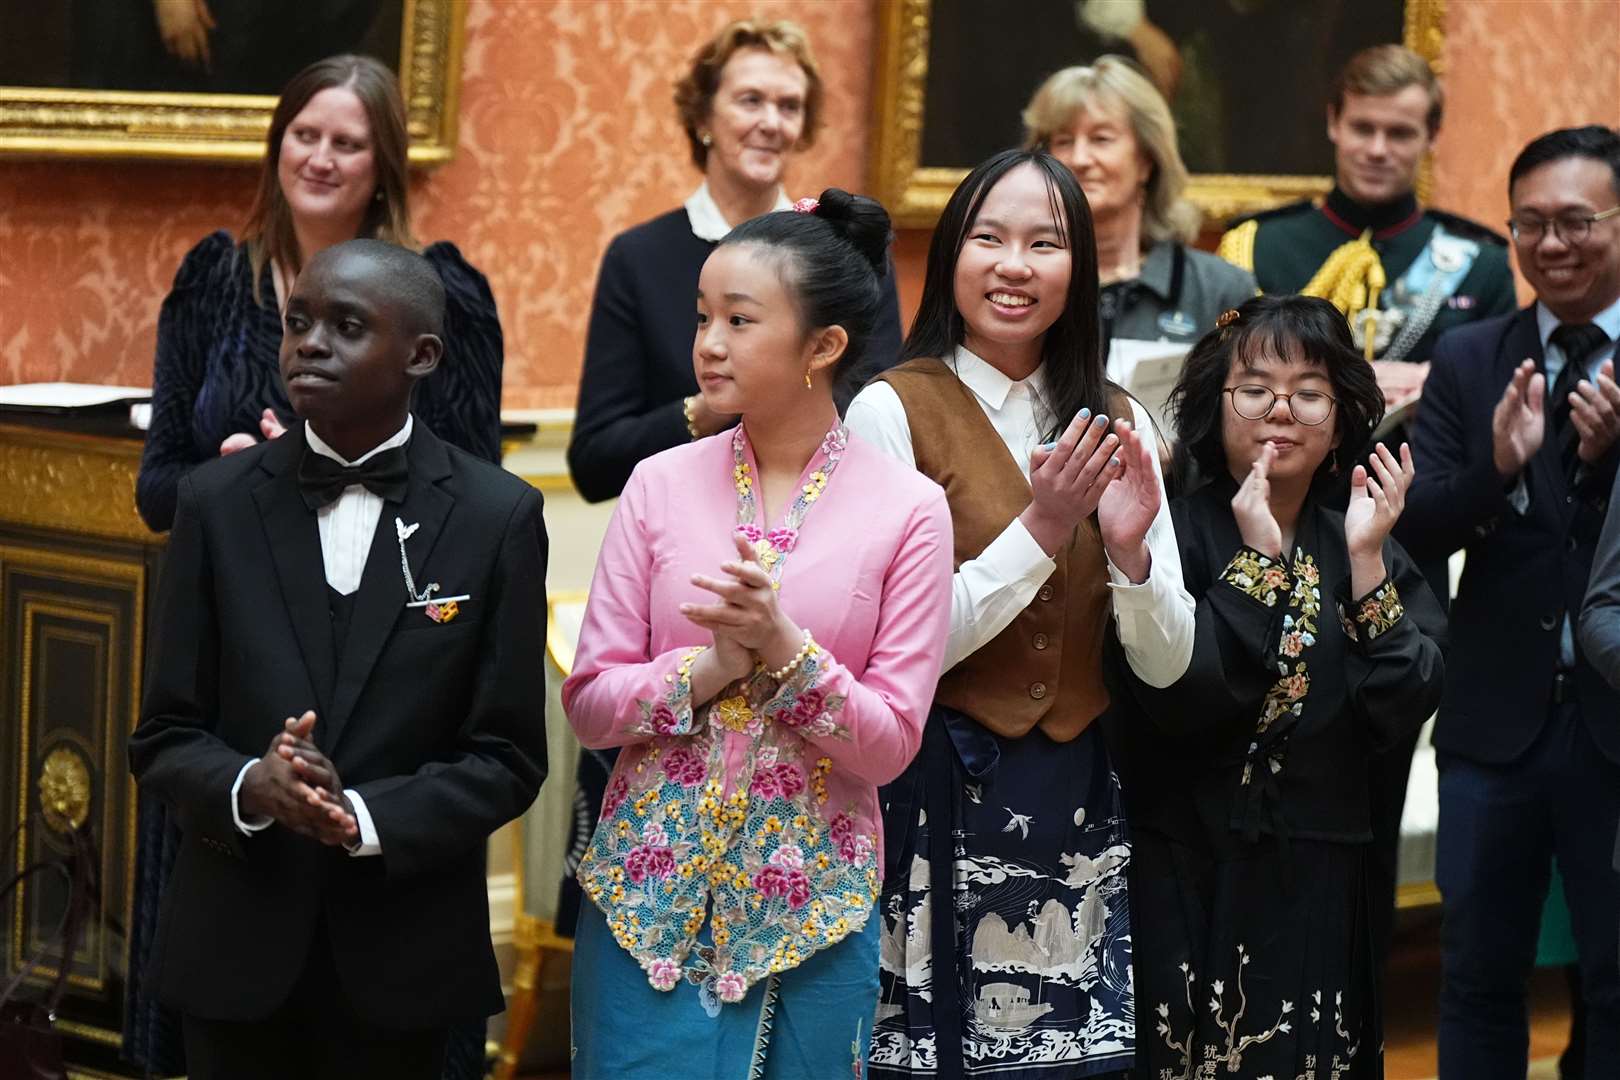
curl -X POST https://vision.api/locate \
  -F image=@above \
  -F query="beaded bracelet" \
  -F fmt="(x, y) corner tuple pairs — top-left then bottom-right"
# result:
(768, 629), (817, 682)
(683, 395), (701, 440)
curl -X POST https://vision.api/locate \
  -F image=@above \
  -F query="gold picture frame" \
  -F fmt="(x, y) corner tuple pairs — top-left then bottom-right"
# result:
(0, 0), (464, 165)
(870, 0), (1444, 229)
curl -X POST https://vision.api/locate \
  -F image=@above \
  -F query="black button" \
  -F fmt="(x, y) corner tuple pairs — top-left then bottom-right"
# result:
(1037, 585), (1055, 602)
(1539, 613), (1559, 631)
(1033, 633), (1049, 650)
(1568, 537), (1579, 552)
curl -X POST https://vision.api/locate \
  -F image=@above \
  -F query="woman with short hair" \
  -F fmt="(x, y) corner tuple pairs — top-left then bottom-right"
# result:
(566, 17), (903, 505)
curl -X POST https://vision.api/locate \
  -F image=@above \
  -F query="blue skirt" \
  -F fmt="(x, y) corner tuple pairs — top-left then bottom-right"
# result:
(869, 709), (1133, 1078)
(572, 897), (881, 1080)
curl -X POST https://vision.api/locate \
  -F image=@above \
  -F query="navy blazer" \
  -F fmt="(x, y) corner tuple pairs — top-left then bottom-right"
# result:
(129, 422), (548, 1026)
(1400, 305), (1620, 766)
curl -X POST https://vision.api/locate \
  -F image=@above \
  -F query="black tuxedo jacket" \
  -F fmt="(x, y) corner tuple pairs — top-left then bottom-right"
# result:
(1399, 305), (1620, 766)
(129, 421), (548, 1027)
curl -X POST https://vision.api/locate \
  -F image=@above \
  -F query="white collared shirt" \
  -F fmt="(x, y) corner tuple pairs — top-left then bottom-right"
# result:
(683, 181), (795, 242)
(229, 418), (413, 856)
(845, 345), (1195, 684)
(306, 416), (414, 596)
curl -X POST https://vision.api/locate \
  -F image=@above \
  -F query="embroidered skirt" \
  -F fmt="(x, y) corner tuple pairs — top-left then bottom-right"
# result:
(1130, 827), (1379, 1079)
(869, 708), (1134, 1078)
(572, 898), (880, 1080)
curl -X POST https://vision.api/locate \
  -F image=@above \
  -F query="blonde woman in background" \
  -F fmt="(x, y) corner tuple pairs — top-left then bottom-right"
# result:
(1023, 56), (1254, 365)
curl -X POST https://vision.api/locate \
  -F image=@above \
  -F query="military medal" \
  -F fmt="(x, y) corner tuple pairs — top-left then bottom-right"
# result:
(396, 517), (469, 623)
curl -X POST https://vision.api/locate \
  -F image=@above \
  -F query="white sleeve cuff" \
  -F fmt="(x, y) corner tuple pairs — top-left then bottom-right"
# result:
(1105, 551), (1155, 595)
(230, 758), (273, 835)
(343, 788), (382, 856)
(986, 517), (1058, 581)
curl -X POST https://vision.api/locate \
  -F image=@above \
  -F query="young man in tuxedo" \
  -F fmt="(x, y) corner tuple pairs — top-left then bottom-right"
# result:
(129, 239), (548, 1079)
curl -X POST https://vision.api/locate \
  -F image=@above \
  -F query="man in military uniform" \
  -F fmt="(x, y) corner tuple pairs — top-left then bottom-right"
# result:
(1220, 44), (1516, 410)
(1218, 42), (1518, 1000)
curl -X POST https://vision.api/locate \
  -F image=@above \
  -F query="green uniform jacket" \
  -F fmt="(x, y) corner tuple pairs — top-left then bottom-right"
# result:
(1219, 187), (1518, 364)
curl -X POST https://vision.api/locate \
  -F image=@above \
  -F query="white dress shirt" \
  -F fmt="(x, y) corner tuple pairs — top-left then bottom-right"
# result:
(229, 418), (414, 855)
(845, 346), (1195, 685)
(683, 181), (795, 242)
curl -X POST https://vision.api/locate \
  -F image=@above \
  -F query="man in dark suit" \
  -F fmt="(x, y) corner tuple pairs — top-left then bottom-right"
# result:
(1401, 126), (1620, 1078)
(129, 239), (548, 1080)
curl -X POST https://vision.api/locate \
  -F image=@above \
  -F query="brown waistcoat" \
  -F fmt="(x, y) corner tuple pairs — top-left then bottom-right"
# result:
(878, 357), (1118, 742)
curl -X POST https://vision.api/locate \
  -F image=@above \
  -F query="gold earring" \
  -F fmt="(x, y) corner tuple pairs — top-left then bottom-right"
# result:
(700, 132), (712, 147)
(804, 370), (813, 390)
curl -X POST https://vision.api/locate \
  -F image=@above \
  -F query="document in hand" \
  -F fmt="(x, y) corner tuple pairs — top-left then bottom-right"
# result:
(1105, 339), (1189, 439)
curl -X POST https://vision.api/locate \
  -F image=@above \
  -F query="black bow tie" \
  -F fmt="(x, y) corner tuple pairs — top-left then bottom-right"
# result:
(297, 445), (409, 510)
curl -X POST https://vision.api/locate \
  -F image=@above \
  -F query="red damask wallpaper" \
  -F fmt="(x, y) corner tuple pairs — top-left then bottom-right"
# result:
(0, 0), (876, 409)
(1, 0), (1618, 406)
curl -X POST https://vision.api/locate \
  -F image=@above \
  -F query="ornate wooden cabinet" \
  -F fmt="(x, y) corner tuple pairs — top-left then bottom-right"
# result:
(0, 416), (162, 1079)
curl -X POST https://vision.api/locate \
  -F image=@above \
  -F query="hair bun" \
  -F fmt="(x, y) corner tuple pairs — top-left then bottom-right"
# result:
(812, 188), (892, 276)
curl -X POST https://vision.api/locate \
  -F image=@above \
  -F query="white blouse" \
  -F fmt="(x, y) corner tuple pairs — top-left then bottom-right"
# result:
(845, 346), (1195, 687)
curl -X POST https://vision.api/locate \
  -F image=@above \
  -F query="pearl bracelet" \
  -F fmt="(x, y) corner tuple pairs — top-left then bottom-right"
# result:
(768, 629), (816, 682)
(683, 395), (701, 440)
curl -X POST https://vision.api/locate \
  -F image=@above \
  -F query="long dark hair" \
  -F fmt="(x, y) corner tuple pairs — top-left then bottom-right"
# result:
(720, 188), (891, 382)
(1167, 294), (1385, 492)
(903, 148), (1109, 442)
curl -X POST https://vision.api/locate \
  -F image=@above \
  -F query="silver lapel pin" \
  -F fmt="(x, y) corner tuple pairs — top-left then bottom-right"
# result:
(396, 516), (469, 622)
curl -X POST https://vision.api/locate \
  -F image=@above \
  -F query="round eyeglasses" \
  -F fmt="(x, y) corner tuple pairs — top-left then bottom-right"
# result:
(1223, 384), (1337, 426)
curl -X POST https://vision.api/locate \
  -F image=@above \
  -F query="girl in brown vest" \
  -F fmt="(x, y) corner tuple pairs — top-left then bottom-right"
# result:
(1119, 295), (1445, 1077)
(848, 149), (1196, 1079)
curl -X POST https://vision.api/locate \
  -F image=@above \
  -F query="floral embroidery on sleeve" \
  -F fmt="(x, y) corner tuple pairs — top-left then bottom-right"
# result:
(629, 646), (709, 738)
(1337, 580), (1404, 643)
(1222, 547), (1293, 608)
(760, 645), (849, 740)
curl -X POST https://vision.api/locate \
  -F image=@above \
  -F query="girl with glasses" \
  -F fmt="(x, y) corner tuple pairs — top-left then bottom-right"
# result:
(1115, 294), (1445, 1078)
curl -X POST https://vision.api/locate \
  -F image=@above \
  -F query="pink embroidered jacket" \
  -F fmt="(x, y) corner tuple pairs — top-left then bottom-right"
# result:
(563, 427), (952, 1001)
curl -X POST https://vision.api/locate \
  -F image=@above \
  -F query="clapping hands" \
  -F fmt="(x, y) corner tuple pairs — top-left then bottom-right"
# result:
(1345, 442), (1414, 598)
(681, 532), (805, 691)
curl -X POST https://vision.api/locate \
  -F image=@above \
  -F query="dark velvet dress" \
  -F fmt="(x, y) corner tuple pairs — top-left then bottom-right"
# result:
(1112, 479), (1445, 1079)
(134, 230), (504, 533)
(125, 231), (501, 1078)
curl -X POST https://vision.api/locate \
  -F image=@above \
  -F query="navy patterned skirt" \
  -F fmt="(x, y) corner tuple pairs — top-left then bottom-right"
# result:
(869, 707), (1134, 1078)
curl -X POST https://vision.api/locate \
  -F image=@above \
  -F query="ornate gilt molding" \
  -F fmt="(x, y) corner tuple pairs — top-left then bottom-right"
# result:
(0, 425), (154, 543)
(869, 0), (1447, 229)
(0, 0), (464, 164)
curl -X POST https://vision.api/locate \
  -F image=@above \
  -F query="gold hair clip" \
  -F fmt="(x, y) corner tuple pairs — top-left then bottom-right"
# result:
(1216, 309), (1241, 329)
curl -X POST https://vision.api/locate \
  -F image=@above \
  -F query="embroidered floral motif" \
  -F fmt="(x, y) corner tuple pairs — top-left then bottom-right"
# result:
(631, 646), (708, 739)
(733, 422), (848, 591)
(1222, 547), (1292, 607)
(1155, 951), (1359, 1079)
(1337, 581), (1404, 643)
(579, 667), (873, 1000)
(1240, 551), (1321, 789)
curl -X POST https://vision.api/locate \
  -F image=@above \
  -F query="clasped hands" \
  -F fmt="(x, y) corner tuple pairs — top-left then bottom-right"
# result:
(1493, 358), (1620, 480)
(1019, 408), (1158, 583)
(681, 532), (806, 691)
(238, 710), (359, 847)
